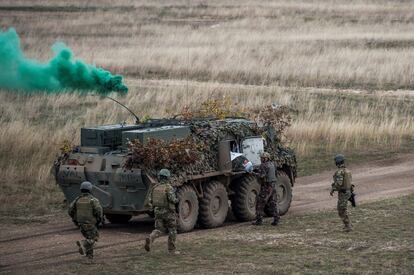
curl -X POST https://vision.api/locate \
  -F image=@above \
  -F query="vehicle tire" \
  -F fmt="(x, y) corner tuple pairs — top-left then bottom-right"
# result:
(105, 214), (132, 224)
(177, 185), (199, 233)
(198, 181), (229, 228)
(232, 175), (260, 221)
(272, 171), (292, 216)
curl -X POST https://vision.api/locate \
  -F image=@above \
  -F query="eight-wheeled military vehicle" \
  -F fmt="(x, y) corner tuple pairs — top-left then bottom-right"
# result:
(53, 117), (296, 232)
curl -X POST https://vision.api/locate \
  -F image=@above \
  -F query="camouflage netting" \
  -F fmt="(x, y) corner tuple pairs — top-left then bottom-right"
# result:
(125, 120), (259, 178)
(125, 136), (209, 175)
(125, 102), (296, 185)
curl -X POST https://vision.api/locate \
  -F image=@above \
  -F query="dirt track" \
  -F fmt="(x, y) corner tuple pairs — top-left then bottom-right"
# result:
(1, 154), (414, 274)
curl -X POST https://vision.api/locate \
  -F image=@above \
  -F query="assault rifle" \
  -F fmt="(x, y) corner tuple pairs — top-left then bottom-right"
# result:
(349, 184), (356, 207)
(330, 184), (356, 207)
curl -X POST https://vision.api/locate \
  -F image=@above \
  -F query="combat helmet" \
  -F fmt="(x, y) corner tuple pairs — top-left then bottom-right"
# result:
(158, 169), (171, 182)
(260, 152), (271, 160)
(334, 154), (345, 166)
(80, 181), (93, 192)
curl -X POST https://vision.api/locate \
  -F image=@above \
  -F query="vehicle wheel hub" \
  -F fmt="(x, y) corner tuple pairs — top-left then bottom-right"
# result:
(181, 200), (192, 220)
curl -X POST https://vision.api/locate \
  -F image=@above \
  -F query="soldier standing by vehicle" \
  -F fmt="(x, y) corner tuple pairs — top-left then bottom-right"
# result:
(330, 154), (354, 232)
(252, 152), (280, 226)
(145, 169), (180, 254)
(68, 181), (103, 260)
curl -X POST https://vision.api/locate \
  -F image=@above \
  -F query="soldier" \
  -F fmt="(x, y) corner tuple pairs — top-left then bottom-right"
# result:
(330, 154), (353, 232)
(145, 169), (180, 254)
(252, 152), (280, 226)
(68, 181), (103, 259)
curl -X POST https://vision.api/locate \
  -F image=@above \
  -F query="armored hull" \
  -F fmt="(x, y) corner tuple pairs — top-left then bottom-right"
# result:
(54, 118), (297, 231)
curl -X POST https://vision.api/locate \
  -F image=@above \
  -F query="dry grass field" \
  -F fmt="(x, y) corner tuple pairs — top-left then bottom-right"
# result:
(2, 0), (414, 89)
(0, 0), (414, 216)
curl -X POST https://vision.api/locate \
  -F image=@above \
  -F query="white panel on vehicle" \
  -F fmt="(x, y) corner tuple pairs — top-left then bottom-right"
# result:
(230, 152), (243, 161)
(242, 137), (264, 165)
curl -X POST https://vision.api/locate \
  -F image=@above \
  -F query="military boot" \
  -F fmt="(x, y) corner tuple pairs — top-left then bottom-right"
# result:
(252, 216), (263, 226)
(271, 217), (279, 226)
(76, 240), (85, 255)
(343, 219), (353, 232)
(344, 223), (353, 232)
(144, 237), (151, 252)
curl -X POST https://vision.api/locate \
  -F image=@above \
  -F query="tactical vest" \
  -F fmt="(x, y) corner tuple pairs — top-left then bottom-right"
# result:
(342, 169), (352, 190)
(265, 162), (277, 183)
(152, 184), (169, 208)
(75, 196), (96, 224)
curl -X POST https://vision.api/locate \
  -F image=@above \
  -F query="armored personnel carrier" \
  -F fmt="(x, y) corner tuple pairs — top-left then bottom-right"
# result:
(53, 116), (296, 232)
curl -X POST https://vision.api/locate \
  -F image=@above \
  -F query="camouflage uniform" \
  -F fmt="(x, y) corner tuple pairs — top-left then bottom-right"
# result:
(68, 193), (103, 259)
(331, 163), (353, 231)
(253, 158), (279, 225)
(145, 179), (179, 253)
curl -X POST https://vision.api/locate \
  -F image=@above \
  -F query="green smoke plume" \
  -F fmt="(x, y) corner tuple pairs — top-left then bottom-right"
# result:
(0, 28), (128, 95)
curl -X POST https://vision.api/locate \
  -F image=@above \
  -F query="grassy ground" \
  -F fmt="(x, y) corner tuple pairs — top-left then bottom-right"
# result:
(71, 195), (414, 274)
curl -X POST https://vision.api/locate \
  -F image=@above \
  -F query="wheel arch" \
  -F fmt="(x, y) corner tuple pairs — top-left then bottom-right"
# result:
(279, 165), (296, 187)
(188, 176), (231, 198)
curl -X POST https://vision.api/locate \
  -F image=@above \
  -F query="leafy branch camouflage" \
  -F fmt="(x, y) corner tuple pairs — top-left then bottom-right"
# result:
(124, 100), (297, 185)
(176, 99), (292, 141)
(251, 104), (292, 143)
(175, 96), (243, 120)
(125, 137), (206, 173)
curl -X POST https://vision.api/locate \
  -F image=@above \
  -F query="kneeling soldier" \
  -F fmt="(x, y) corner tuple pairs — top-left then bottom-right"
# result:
(145, 169), (180, 254)
(68, 181), (103, 259)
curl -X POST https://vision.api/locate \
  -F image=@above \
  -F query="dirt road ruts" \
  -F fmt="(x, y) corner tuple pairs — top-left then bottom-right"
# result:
(1, 154), (413, 274)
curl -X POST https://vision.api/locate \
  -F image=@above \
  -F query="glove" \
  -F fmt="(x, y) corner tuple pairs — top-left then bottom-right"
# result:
(98, 217), (106, 228)
(94, 213), (103, 226)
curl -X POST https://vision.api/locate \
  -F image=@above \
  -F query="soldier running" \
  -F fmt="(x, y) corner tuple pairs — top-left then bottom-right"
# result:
(68, 181), (103, 259)
(145, 169), (180, 254)
(252, 152), (280, 226)
(330, 154), (353, 232)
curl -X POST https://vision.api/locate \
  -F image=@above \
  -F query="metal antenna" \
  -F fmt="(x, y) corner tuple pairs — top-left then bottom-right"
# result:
(187, 39), (190, 94)
(91, 94), (140, 124)
(186, 0), (190, 95)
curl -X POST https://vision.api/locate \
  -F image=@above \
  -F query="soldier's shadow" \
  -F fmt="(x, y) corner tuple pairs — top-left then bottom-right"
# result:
(101, 215), (154, 234)
(101, 210), (239, 234)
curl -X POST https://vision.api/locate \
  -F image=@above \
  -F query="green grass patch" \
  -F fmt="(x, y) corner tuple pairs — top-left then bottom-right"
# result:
(80, 195), (414, 274)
